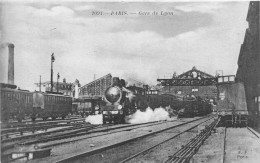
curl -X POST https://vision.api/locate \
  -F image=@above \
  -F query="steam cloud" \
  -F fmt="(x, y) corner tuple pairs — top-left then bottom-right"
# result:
(85, 107), (177, 125)
(85, 114), (103, 124)
(127, 107), (175, 124)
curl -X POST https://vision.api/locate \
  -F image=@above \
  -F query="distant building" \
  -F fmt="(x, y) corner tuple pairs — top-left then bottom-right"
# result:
(79, 73), (112, 98)
(159, 66), (218, 100)
(35, 78), (77, 96)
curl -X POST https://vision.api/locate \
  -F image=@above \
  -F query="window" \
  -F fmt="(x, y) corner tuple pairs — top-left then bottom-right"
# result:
(192, 89), (198, 92)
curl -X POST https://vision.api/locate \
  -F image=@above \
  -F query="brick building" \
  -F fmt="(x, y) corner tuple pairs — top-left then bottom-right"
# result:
(236, 1), (260, 117)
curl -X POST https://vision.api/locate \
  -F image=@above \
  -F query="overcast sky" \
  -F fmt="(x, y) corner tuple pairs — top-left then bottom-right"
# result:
(0, 1), (249, 91)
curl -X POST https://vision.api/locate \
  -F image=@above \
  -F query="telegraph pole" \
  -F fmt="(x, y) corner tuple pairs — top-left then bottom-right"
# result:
(57, 73), (60, 92)
(39, 75), (41, 92)
(51, 53), (55, 92)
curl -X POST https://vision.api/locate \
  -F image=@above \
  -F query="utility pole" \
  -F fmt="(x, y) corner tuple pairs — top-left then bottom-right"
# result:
(39, 75), (41, 92)
(51, 53), (55, 92)
(57, 73), (59, 92)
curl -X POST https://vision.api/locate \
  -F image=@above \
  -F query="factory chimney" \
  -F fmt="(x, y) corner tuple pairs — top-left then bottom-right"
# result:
(8, 43), (15, 85)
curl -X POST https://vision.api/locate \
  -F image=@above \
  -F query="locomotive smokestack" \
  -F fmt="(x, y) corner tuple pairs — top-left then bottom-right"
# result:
(8, 43), (14, 85)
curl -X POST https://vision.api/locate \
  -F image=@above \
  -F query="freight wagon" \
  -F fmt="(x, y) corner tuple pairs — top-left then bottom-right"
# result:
(1, 83), (33, 122)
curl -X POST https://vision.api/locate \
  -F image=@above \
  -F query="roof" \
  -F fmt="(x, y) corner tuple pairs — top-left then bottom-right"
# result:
(35, 81), (73, 85)
(177, 66), (215, 79)
(34, 91), (72, 97)
(81, 73), (112, 88)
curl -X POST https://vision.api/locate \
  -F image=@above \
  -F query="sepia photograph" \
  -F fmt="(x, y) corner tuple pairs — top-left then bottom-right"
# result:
(0, 0), (260, 162)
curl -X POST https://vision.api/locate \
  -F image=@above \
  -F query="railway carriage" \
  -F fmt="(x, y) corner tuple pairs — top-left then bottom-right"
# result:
(1, 83), (33, 122)
(32, 91), (72, 120)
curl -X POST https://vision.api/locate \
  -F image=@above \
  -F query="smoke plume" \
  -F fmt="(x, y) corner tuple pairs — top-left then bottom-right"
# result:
(85, 114), (103, 124)
(127, 107), (174, 124)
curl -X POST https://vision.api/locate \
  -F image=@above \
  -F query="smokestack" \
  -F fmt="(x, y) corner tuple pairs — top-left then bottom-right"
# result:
(8, 43), (14, 85)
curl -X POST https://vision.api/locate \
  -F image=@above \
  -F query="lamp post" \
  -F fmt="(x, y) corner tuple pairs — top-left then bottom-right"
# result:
(51, 53), (55, 92)
(57, 73), (60, 93)
(39, 75), (41, 92)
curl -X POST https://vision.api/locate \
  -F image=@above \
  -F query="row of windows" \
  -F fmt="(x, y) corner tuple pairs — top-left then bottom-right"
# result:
(45, 84), (72, 90)
(45, 96), (72, 104)
(2, 91), (32, 104)
(58, 84), (72, 90)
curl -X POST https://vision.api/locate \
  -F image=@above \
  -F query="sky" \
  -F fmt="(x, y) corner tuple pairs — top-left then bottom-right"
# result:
(0, 1), (249, 91)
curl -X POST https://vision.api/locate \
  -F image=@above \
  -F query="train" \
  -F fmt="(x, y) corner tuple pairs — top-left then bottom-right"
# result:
(1, 77), (213, 123)
(177, 95), (212, 118)
(101, 77), (213, 124)
(1, 83), (72, 122)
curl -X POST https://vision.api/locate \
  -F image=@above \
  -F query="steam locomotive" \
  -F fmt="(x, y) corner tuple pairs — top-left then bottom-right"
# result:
(177, 95), (212, 118)
(1, 83), (72, 122)
(101, 77), (212, 124)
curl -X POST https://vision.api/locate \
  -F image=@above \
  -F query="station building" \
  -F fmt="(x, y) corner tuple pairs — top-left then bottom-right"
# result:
(159, 67), (218, 101)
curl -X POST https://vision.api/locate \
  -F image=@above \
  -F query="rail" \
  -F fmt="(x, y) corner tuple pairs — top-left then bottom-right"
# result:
(246, 127), (260, 138)
(222, 127), (227, 163)
(164, 117), (220, 163)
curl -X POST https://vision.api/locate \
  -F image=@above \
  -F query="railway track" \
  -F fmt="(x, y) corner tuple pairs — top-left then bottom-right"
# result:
(1, 116), (81, 128)
(1, 118), (86, 140)
(1, 123), (95, 151)
(2, 119), (173, 153)
(2, 119), (181, 162)
(52, 115), (216, 163)
(26, 119), (175, 149)
(163, 117), (219, 163)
